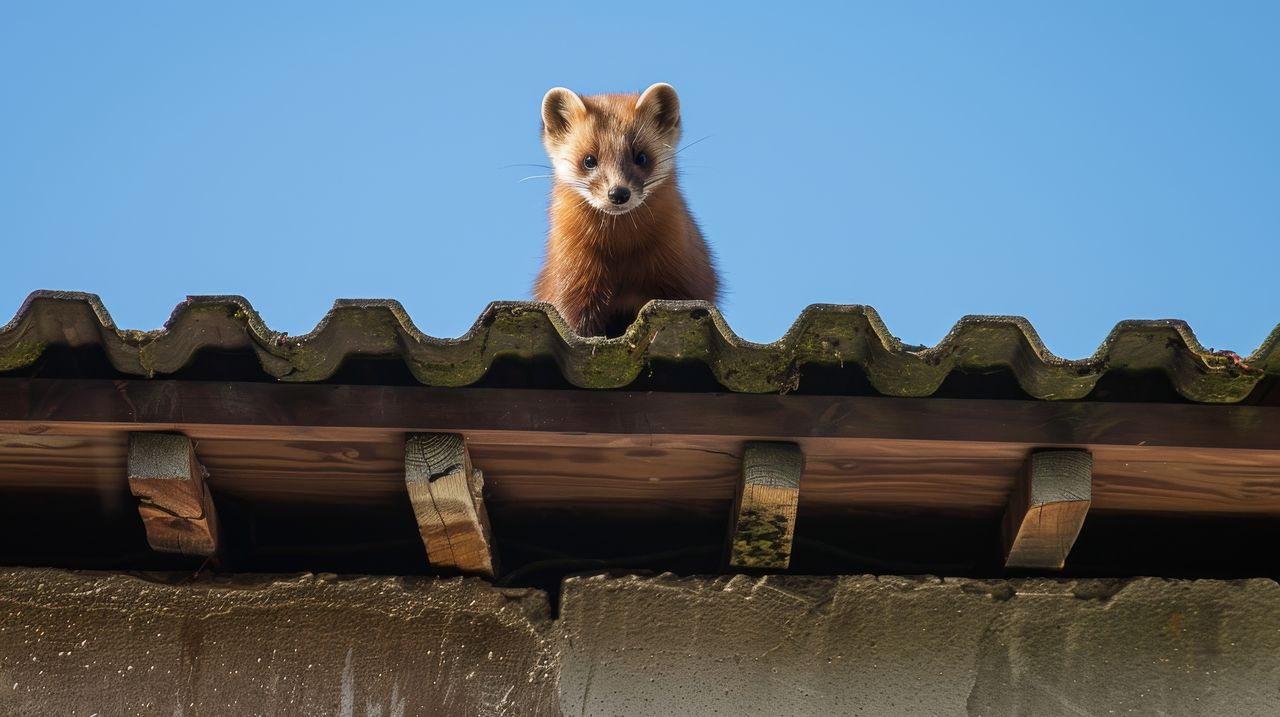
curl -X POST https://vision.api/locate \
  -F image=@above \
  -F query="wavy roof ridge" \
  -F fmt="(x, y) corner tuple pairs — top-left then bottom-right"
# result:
(2, 291), (1275, 402)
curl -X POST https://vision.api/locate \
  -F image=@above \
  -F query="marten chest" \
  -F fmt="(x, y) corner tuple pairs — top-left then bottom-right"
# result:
(562, 255), (684, 336)
(588, 248), (685, 302)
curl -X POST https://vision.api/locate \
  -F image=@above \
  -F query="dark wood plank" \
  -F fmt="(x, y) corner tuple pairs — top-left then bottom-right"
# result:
(798, 441), (1029, 515)
(1090, 445), (1280, 515)
(472, 443), (740, 508)
(788, 441), (1280, 518)
(127, 433), (220, 557)
(0, 378), (1277, 451)
(2, 378), (1279, 519)
(727, 442), (804, 570)
(404, 434), (497, 577)
(0, 433), (128, 492)
(1002, 450), (1092, 569)
(4, 433), (1280, 518)
(194, 438), (406, 502)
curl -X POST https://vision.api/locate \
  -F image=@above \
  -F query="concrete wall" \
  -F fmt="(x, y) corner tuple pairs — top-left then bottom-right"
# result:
(559, 574), (1280, 716)
(1, 569), (1278, 716)
(0, 570), (558, 716)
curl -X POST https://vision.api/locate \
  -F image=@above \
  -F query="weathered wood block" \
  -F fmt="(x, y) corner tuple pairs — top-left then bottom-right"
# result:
(728, 442), (805, 570)
(127, 432), (219, 557)
(405, 433), (498, 578)
(1003, 449), (1092, 569)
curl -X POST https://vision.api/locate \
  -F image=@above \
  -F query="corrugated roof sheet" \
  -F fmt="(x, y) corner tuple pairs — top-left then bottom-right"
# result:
(2, 291), (1276, 402)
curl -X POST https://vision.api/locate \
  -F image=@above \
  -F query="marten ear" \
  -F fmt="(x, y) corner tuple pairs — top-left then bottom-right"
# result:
(636, 83), (681, 133)
(542, 87), (586, 141)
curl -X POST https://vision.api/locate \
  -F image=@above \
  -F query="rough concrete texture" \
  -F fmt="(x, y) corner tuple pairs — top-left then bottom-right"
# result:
(0, 569), (557, 716)
(558, 574), (1280, 717)
(2, 570), (1279, 716)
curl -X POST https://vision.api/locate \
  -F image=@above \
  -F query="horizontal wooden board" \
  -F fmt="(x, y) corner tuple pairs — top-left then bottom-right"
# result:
(472, 443), (739, 506)
(1090, 445), (1280, 515)
(3, 434), (1280, 518)
(2, 379), (1278, 450)
(0, 379), (1278, 519)
(195, 438), (405, 502)
(798, 441), (1028, 515)
(0, 432), (128, 492)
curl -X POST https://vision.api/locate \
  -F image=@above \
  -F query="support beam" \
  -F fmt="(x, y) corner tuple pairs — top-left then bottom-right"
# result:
(1003, 450), (1092, 569)
(728, 442), (805, 570)
(127, 432), (220, 557)
(2, 378), (1278, 452)
(405, 433), (498, 578)
(4, 379), (1279, 520)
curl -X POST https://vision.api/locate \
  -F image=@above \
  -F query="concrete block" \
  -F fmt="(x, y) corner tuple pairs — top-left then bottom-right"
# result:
(0, 569), (558, 716)
(558, 574), (1280, 716)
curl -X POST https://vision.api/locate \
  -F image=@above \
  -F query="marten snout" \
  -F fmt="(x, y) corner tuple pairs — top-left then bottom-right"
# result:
(607, 187), (631, 205)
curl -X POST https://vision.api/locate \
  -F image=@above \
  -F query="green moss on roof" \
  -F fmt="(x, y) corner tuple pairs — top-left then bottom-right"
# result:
(2, 291), (1276, 403)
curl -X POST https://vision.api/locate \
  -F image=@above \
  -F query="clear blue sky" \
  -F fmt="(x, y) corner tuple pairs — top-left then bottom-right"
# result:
(2, 3), (1276, 359)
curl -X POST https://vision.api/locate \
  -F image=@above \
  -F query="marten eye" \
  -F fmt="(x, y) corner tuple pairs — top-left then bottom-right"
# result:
(635, 152), (649, 167)
(583, 155), (598, 170)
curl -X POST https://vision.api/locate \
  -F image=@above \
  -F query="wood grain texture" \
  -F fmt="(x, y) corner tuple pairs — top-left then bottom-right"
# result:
(472, 443), (739, 509)
(1089, 445), (1280, 515)
(194, 438), (405, 502)
(3, 432), (1279, 520)
(0, 432), (128, 492)
(404, 433), (497, 577)
(1003, 450), (1092, 569)
(2, 377), (1278, 523)
(798, 441), (1029, 516)
(728, 442), (805, 570)
(127, 432), (219, 557)
(2, 379), (1278, 450)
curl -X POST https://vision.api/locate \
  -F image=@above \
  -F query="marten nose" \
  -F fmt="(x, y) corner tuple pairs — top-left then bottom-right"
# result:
(607, 186), (631, 205)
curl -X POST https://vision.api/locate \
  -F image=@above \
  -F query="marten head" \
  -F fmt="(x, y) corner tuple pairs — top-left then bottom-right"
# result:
(541, 83), (682, 216)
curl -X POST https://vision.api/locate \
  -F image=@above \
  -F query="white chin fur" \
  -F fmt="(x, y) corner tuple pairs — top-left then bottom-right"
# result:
(591, 198), (643, 216)
(562, 178), (646, 215)
(571, 185), (644, 215)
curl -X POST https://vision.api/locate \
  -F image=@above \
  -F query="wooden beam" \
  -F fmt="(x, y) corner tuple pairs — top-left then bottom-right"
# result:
(404, 433), (497, 578)
(728, 442), (805, 570)
(2, 380), (1279, 519)
(127, 432), (219, 557)
(1003, 449), (1092, 569)
(12, 433), (1279, 521)
(1, 378), (1277, 452)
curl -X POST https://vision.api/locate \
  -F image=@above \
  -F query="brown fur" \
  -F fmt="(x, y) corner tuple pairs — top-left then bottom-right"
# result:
(533, 85), (719, 337)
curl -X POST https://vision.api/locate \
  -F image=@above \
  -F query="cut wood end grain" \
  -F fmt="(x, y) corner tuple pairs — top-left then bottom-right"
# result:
(127, 432), (220, 557)
(405, 433), (498, 578)
(1003, 449), (1093, 570)
(728, 442), (805, 570)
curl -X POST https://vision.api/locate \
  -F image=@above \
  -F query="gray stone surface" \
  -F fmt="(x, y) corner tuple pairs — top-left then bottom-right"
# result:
(558, 574), (1280, 717)
(2, 569), (1279, 716)
(0, 569), (558, 716)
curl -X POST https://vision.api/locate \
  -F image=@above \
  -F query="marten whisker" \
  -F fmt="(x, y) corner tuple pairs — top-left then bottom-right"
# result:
(675, 135), (712, 155)
(642, 172), (670, 190)
(651, 136), (710, 170)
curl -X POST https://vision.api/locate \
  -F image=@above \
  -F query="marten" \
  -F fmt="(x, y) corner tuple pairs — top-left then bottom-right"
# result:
(533, 83), (719, 337)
